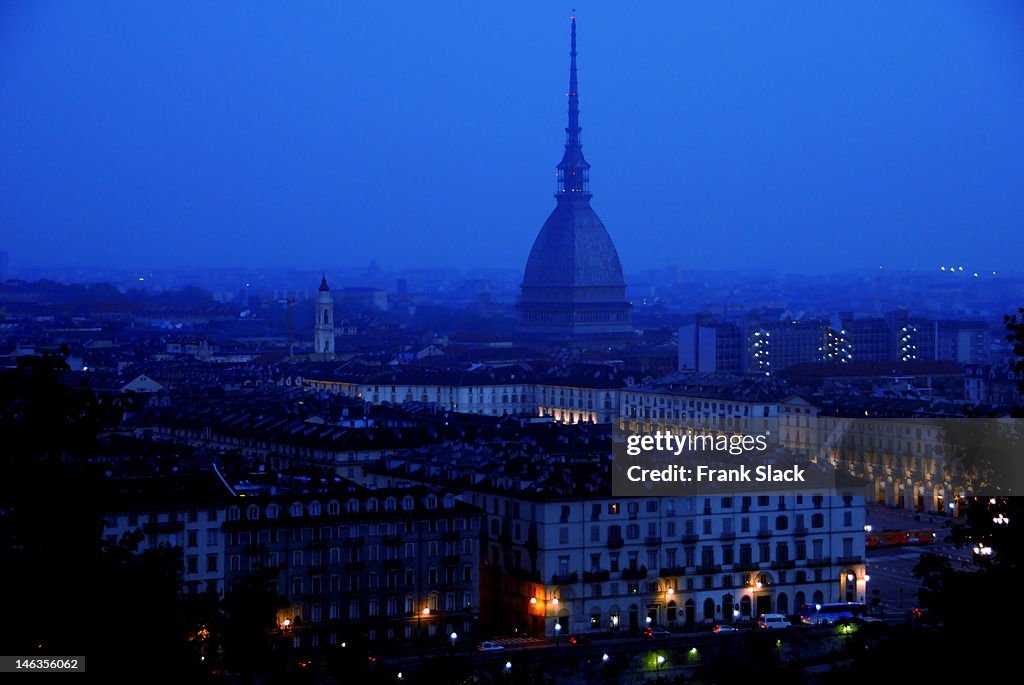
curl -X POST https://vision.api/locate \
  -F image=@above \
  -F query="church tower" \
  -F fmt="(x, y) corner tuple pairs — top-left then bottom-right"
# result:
(314, 274), (335, 359)
(517, 17), (632, 344)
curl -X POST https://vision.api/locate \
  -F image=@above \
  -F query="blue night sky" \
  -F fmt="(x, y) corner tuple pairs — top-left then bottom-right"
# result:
(2, 1), (1024, 274)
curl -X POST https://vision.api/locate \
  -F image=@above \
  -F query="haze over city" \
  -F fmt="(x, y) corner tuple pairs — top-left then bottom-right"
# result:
(3, 0), (1024, 274)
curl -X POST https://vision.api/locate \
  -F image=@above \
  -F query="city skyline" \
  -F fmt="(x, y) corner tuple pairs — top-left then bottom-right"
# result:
(4, 2), (1024, 274)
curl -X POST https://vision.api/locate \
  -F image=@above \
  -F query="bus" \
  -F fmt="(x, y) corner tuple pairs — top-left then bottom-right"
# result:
(799, 602), (866, 625)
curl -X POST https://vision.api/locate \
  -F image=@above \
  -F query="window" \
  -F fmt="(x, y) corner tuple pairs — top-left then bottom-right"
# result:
(206, 555), (218, 572)
(559, 527), (569, 544)
(843, 511), (852, 527)
(775, 516), (788, 531)
(811, 513), (825, 528)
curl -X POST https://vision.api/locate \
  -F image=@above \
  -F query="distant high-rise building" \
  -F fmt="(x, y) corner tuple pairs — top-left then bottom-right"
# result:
(517, 18), (632, 343)
(314, 274), (335, 359)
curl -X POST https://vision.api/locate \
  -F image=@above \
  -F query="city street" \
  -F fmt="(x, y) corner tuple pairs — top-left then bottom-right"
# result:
(864, 504), (975, 618)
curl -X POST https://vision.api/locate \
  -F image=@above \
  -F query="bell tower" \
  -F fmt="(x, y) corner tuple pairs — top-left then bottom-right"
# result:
(314, 274), (335, 359)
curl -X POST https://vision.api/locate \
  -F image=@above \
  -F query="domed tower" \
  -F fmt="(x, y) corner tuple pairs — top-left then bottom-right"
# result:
(517, 17), (632, 343)
(314, 274), (335, 359)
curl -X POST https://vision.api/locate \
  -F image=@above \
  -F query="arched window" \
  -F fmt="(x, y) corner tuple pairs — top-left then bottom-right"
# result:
(246, 504), (259, 520)
(266, 504), (279, 519)
(291, 502), (303, 518)
(227, 506), (240, 521)
(327, 500), (340, 515)
(309, 501), (321, 516)
(347, 499), (360, 513)
(402, 496), (415, 511)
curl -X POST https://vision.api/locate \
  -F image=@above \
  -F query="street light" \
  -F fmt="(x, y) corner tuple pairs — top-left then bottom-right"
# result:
(450, 632), (458, 649)
(554, 621), (562, 645)
(602, 653), (610, 663)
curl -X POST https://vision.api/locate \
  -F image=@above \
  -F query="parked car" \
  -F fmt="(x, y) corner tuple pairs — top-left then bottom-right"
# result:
(712, 624), (738, 633)
(757, 614), (792, 630)
(566, 635), (591, 645)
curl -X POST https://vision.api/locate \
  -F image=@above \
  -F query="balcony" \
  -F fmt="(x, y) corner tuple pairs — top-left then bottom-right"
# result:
(382, 559), (402, 570)
(344, 561), (365, 572)
(793, 527), (809, 536)
(682, 534), (699, 544)
(441, 531), (461, 542)
(383, 534), (401, 544)
(696, 564), (722, 574)
(621, 566), (648, 581)
(644, 536), (662, 546)
(343, 537), (364, 547)
(551, 572), (579, 585)
(659, 566), (686, 577)
(734, 561), (759, 572)
(756, 529), (773, 538)
(607, 537), (625, 549)
(807, 557), (832, 567)
(583, 570), (610, 583)
(719, 531), (736, 541)
(442, 554), (460, 566)
(836, 555), (863, 565)
(774, 559), (796, 569)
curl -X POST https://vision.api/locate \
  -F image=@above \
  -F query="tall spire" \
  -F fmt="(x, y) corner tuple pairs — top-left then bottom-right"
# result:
(567, 15), (580, 150)
(557, 14), (591, 200)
